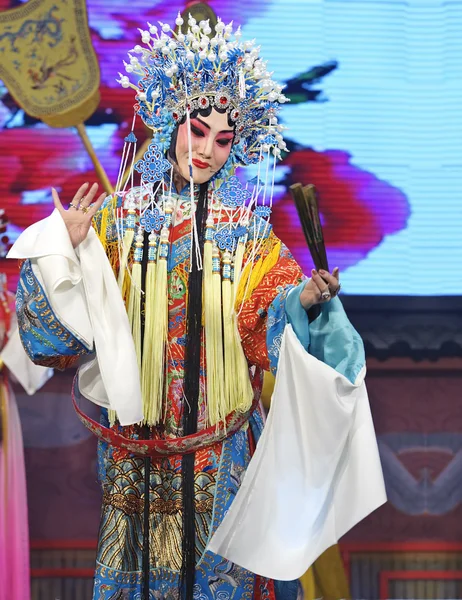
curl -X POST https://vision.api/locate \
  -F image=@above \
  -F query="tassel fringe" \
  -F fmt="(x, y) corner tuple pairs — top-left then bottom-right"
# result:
(127, 231), (144, 369)
(235, 239), (281, 310)
(203, 235), (226, 427)
(117, 208), (136, 291)
(221, 251), (238, 415)
(142, 227), (169, 425)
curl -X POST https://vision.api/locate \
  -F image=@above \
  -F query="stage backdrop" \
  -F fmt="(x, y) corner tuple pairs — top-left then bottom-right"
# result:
(1, 0), (461, 294)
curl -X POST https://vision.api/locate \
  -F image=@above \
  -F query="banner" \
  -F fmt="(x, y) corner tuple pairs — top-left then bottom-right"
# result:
(0, 0), (99, 127)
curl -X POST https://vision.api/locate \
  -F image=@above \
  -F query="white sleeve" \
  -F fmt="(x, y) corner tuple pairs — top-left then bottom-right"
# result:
(208, 324), (386, 580)
(1, 326), (52, 395)
(8, 209), (143, 426)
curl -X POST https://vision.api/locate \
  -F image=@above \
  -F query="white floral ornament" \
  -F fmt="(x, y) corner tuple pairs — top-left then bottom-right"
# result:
(118, 13), (288, 169)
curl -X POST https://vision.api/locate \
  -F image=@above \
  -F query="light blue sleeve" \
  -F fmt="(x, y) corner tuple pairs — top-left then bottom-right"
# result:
(267, 281), (365, 383)
(16, 259), (92, 369)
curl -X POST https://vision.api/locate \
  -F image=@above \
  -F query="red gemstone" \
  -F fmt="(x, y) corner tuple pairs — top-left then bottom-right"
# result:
(220, 96), (227, 105)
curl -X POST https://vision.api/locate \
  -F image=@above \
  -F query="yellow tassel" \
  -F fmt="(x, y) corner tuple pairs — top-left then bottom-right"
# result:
(143, 227), (169, 425)
(117, 208), (136, 291)
(141, 232), (168, 425)
(108, 409), (117, 427)
(211, 248), (225, 415)
(121, 264), (132, 305)
(235, 238), (281, 310)
(222, 249), (254, 419)
(231, 246), (254, 416)
(232, 238), (247, 304)
(126, 231), (144, 370)
(141, 260), (156, 416)
(222, 250), (238, 414)
(203, 230), (226, 427)
(95, 204), (110, 251)
(231, 316), (254, 414)
(92, 195), (121, 277)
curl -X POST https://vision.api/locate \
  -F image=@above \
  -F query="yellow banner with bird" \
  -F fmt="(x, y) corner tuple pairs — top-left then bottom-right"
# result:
(0, 0), (100, 127)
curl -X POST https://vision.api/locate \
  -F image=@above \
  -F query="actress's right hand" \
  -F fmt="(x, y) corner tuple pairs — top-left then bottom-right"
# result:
(51, 182), (107, 249)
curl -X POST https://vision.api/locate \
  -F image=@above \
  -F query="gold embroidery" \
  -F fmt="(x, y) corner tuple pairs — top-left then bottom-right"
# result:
(102, 492), (214, 516)
(151, 498), (181, 515)
(103, 491), (143, 515)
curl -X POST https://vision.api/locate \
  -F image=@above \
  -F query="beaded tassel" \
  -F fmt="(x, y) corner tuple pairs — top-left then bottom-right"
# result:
(203, 217), (225, 427)
(221, 250), (237, 414)
(117, 205), (136, 293)
(110, 217), (141, 427)
(141, 232), (159, 423)
(228, 250), (254, 417)
(143, 200), (173, 425)
(127, 227), (144, 369)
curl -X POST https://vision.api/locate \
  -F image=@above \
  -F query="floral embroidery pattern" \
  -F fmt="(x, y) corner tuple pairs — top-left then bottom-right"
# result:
(268, 332), (283, 358)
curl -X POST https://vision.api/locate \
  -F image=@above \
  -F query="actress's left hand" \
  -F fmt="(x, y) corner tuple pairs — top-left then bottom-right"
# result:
(300, 267), (341, 310)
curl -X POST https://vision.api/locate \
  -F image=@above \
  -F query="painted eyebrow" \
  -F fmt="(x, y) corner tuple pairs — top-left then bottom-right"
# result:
(194, 117), (234, 135)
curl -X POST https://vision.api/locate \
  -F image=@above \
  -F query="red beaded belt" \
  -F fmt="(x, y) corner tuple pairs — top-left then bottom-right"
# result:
(72, 374), (261, 458)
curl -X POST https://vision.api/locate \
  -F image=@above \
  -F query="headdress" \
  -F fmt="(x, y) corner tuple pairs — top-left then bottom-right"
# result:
(116, 13), (288, 185)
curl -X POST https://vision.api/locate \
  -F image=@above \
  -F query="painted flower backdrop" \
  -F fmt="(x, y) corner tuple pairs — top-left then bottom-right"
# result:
(272, 148), (409, 274)
(0, 0), (409, 290)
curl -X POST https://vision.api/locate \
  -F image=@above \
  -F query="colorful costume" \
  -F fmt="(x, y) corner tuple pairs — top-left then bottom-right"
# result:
(9, 14), (385, 600)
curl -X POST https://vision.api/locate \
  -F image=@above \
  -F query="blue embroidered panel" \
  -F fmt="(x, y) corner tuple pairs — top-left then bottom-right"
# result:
(266, 283), (302, 376)
(168, 235), (191, 271)
(16, 259), (92, 369)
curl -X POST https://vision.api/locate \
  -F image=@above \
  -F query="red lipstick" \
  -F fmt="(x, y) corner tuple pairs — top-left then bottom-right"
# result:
(192, 158), (210, 169)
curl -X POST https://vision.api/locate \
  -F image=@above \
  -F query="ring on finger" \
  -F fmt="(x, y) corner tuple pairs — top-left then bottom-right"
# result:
(69, 202), (79, 209)
(321, 287), (331, 300)
(81, 206), (90, 214)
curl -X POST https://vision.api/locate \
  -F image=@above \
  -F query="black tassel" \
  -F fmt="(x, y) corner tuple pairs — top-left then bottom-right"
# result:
(141, 231), (151, 600)
(181, 183), (208, 599)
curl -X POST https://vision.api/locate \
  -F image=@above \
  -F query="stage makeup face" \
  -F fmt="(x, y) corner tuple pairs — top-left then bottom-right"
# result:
(175, 108), (234, 186)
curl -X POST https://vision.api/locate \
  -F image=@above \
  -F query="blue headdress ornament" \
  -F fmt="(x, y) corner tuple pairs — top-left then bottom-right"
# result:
(117, 13), (289, 179)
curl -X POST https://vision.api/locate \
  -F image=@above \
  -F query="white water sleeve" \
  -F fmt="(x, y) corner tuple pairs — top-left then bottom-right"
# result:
(208, 324), (386, 580)
(8, 209), (143, 425)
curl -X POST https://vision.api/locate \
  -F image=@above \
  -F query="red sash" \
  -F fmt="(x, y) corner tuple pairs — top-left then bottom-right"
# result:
(72, 373), (261, 458)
